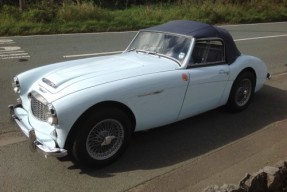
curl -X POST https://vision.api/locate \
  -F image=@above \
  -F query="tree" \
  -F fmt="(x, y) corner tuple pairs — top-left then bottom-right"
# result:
(19, 0), (26, 11)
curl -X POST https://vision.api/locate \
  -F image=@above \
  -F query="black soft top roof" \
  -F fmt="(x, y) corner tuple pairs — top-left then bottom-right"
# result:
(142, 20), (241, 64)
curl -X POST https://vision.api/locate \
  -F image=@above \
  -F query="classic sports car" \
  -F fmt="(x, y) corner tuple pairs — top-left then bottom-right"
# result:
(9, 20), (270, 167)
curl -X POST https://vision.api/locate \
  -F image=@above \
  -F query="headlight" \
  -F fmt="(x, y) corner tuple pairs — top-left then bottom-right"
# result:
(47, 104), (58, 125)
(12, 76), (20, 94)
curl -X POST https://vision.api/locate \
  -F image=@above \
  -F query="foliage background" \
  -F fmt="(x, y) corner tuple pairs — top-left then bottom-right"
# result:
(0, 0), (286, 35)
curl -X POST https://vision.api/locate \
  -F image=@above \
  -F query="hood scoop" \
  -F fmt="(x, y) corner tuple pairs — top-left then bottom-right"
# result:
(42, 78), (57, 88)
(42, 72), (86, 89)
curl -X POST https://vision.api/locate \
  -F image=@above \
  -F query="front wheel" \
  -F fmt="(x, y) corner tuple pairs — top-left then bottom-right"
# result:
(72, 107), (133, 167)
(227, 71), (255, 112)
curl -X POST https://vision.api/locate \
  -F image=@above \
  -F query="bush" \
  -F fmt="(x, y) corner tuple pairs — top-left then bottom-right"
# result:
(0, 5), (21, 21)
(1, 0), (287, 36)
(57, 2), (109, 22)
(21, 1), (57, 23)
(22, 9), (54, 23)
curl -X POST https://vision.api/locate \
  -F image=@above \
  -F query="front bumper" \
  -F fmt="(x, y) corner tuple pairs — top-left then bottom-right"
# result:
(8, 104), (67, 158)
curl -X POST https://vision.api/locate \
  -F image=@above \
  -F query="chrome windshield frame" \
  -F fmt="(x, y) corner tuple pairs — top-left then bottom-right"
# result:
(124, 31), (195, 68)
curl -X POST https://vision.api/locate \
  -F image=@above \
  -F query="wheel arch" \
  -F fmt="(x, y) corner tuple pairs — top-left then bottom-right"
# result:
(226, 67), (257, 112)
(64, 101), (136, 150)
(233, 67), (257, 86)
(229, 67), (257, 99)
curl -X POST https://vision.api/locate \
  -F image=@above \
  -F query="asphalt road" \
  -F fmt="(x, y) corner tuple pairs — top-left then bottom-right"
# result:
(0, 22), (287, 192)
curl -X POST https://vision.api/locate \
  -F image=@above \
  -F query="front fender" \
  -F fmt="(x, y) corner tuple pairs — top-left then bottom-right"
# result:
(53, 70), (189, 147)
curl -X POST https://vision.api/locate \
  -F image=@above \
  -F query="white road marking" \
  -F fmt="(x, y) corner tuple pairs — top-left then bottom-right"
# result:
(0, 46), (22, 52)
(63, 50), (122, 58)
(63, 34), (287, 58)
(0, 39), (15, 44)
(1, 55), (30, 60)
(0, 50), (26, 54)
(272, 71), (287, 77)
(13, 31), (137, 38)
(219, 21), (287, 27)
(0, 53), (29, 57)
(0, 39), (30, 60)
(235, 34), (287, 42)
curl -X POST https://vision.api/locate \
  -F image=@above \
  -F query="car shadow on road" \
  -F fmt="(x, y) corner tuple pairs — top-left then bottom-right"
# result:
(61, 84), (287, 177)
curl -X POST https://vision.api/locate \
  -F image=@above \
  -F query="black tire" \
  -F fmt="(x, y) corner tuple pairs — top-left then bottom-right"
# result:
(227, 71), (255, 112)
(72, 107), (133, 167)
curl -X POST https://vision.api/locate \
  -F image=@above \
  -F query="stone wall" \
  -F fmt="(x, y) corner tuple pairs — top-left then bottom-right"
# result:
(203, 160), (287, 192)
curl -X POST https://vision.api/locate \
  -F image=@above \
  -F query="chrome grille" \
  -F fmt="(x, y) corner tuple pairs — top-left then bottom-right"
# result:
(30, 93), (48, 121)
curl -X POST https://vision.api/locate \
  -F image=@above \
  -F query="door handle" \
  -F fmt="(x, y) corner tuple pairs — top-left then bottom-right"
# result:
(219, 70), (229, 75)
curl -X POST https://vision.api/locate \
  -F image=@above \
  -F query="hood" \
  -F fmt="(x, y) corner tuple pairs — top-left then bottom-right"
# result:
(38, 52), (178, 94)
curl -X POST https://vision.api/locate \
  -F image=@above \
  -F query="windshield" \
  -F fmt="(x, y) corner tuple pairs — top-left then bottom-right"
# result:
(126, 31), (191, 65)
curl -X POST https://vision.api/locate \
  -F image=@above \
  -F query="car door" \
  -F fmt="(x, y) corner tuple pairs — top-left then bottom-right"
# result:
(178, 39), (230, 120)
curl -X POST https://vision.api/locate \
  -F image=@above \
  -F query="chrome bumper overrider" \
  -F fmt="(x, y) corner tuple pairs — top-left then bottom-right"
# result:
(8, 104), (67, 158)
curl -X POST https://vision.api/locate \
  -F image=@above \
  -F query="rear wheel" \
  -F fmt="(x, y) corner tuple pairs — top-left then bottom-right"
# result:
(227, 71), (255, 112)
(72, 107), (132, 167)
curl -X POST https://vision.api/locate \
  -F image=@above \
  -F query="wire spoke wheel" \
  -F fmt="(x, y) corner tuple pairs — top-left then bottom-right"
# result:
(234, 78), (252, 107)
(86, 119), (124, 160)
(227, 71), (255, 112)
(72, 107), (132, 167)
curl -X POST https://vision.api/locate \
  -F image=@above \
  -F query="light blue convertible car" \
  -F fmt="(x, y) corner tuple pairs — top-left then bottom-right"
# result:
(9, 20), (270, 167)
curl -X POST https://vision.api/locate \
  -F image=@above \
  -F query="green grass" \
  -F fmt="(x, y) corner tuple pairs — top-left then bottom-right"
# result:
(1, 0), (287, 36)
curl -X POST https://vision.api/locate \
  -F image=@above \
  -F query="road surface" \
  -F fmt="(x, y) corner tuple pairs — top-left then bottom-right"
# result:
(0, 22), (287, 192)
